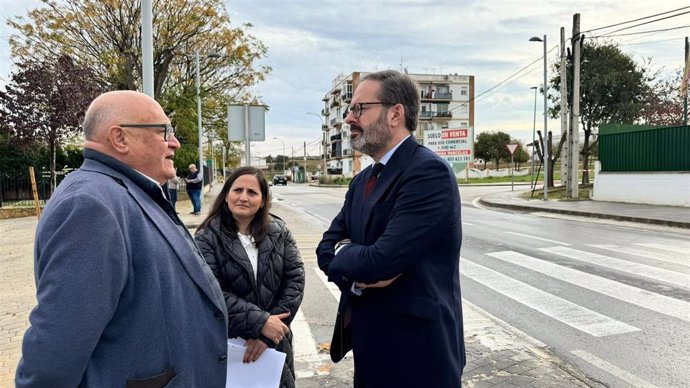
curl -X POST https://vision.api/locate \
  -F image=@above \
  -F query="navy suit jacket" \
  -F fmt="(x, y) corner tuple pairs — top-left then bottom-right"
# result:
(317, 137), (465, 387)
(16, 156), (228, 388)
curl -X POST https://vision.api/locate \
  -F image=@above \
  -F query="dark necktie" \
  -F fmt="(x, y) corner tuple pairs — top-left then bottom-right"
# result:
(364, 162), (384, 199)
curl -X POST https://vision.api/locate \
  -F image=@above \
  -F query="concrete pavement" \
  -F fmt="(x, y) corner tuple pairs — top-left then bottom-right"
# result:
(478, 187), (690, 229)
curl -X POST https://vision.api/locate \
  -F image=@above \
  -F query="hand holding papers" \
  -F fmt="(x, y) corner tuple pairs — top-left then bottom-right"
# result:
(226, 338), (287, 388)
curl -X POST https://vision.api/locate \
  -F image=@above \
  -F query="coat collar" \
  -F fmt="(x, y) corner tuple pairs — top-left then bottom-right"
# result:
(79, 157), (227, 315)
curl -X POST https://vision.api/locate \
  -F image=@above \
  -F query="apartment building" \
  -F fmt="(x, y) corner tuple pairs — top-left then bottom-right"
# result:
(320, 71), (474, 177)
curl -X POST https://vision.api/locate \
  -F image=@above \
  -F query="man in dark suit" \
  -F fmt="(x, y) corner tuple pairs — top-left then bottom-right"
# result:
(317, 70), (465, 388)
(16, 91), (229, 387)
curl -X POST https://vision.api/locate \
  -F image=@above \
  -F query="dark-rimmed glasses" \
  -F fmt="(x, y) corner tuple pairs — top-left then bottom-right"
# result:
(119, 123), (176, 141)
(346, 102), (396, 119)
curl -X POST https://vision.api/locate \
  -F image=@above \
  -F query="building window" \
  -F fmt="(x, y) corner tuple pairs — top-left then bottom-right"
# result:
(460, 86), (468, 96)
(461, 121), (468, 127)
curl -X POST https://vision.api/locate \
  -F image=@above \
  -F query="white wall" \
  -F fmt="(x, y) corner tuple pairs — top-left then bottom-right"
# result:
(593, 171), (690, 207)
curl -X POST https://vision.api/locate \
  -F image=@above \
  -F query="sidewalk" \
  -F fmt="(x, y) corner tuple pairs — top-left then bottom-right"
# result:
(479, 188), (690, 229)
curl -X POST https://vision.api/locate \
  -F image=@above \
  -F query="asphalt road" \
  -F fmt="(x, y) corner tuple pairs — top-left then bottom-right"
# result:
(273, 183), (690, 388)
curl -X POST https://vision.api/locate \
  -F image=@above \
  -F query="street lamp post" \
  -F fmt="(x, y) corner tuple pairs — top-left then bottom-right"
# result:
(306, 112), (326, 177)
(530, 35), (549, 200)
(530, 86), (538, 190)
(273, 137), (286, 175)
(193, 51), (222, 208)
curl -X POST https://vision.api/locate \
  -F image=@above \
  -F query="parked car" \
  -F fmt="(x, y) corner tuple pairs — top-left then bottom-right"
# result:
(273, 175), (288, 185)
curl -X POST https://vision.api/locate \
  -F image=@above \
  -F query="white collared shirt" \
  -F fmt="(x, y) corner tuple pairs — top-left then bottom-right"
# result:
(238, 233), (258, 280)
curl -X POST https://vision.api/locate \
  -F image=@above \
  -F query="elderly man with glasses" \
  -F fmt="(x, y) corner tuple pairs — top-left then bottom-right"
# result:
(16, 90), (228, 388)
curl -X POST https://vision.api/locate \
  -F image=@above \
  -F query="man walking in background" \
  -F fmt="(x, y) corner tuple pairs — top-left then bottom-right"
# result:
(317, 70), (465, 387)
(186, 163), (202, 215)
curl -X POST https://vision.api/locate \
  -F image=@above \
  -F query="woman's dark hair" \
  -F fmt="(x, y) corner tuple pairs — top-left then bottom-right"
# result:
(196, 166), (272, 243)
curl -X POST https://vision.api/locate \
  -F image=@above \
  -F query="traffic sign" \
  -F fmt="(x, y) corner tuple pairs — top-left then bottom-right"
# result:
(506, 143), (519, 155)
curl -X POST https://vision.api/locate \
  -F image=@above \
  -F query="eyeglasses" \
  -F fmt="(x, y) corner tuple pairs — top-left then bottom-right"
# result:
(119, 123), (176, 141)
(346, 102), (396, 119)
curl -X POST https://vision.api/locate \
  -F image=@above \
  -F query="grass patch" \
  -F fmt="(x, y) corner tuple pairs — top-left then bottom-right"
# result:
(519, 185), (592, 200)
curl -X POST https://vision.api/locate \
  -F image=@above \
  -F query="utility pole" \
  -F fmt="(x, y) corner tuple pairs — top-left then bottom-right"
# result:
(569, 13), (582, 197)
(683, 36), (690, 126)
(560, 27), (569, 188)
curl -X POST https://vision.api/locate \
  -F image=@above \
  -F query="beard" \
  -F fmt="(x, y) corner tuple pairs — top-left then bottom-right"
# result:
(350, 110), (392, 157)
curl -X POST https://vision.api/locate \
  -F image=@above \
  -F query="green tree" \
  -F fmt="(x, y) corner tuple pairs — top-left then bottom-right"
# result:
(474, 131), (511, 170)
(549, 41), (650, 184)
(8, 0), (270, 100)
(0, 55), (100, 191)
(9, 0), (271, 170)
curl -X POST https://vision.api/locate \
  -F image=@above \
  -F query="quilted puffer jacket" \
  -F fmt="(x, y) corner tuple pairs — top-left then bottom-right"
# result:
(195, 215), (305, 388)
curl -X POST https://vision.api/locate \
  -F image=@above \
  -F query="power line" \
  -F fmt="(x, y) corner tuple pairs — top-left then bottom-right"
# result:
(582, 6), (690, 34)
(448, 44), (559, 113)
(595, 10), (690, 37)
(589, 25), (690, 39)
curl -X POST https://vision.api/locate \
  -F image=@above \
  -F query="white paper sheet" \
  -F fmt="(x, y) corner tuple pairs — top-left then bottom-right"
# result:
(225, 338), (287, 388)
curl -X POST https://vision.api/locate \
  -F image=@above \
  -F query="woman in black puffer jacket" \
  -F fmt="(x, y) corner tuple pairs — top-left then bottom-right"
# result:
(195, 166), (305, 388)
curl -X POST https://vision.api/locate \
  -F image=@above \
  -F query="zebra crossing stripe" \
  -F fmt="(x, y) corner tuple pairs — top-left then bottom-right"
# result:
(292, 309), (326, 378)
(635, 242), (690, 255)
(541, 246), (690, 290)
(486, 250), (690, 323)
(461, 258), (640, 337)
(590, 244), (690, 268)
(571, 350), (659, 388)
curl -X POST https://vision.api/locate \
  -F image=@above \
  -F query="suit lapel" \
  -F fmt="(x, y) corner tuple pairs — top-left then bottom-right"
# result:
(119, 172), (226, 314)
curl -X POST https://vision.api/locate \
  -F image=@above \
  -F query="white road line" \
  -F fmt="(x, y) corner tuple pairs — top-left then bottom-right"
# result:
(636, 242), (690, 255)
(313, 266), (341, 302)
(461, 258), (639, 337)
(292, 309), (324, 379)
(505, 231), (570, 246)
(541, 246), (690, 290)
(462, 222), (475, 226)
(486, 250), (690, 323)
(590, 244), (690, 268)
(571, 349), (659, 388)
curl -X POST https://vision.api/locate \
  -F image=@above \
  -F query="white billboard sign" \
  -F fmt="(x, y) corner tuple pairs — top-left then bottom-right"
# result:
(423, 128), (473, 163)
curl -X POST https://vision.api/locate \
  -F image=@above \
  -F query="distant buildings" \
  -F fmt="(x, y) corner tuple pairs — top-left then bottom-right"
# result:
(319, 71), (474, 177)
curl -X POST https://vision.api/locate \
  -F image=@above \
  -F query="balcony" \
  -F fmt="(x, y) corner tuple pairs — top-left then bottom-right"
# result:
(330, 133), (342, 142)
(343, 149), (353, 157)
(330, 99), (340, 108)
(421, 90), (452, 101)
(321, 109), (330, 117)
(341, 92), (353, 102)
(330, 116), (343, 126)
(331, 86), (342, 94)
(433, 111), (453, 120)
(419, 111), (433, 119)
(321, 124), (328, 131)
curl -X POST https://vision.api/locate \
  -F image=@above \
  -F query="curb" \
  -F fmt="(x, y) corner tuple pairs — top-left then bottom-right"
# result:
(478, 198), (690, 229)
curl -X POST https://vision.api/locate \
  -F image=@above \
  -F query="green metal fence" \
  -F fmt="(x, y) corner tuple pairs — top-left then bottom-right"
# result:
(598, 124), (690, 172)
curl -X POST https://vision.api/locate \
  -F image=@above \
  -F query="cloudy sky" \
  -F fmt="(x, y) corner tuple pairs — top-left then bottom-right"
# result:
(1, 1), (688, 158)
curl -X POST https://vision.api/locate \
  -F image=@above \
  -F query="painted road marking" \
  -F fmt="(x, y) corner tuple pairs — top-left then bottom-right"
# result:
(461, 258), (639, 337)
(542, 246), (690, 290)
(505, 231), (571, 246)
(571, 349), (658, 388)
(486, 250), (690, 323)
